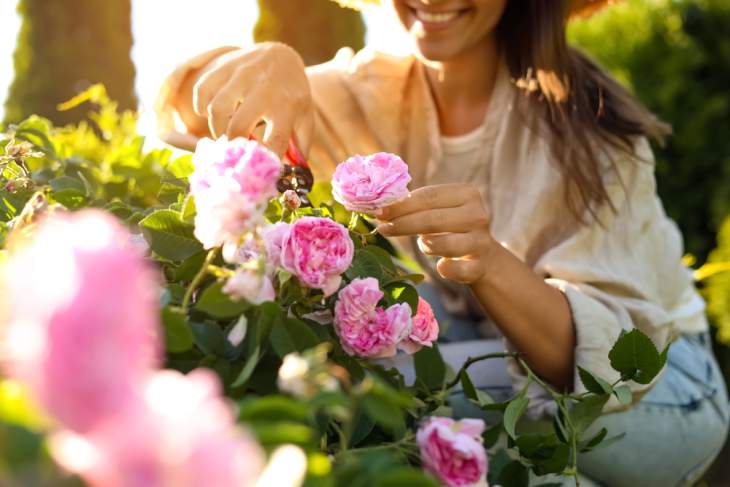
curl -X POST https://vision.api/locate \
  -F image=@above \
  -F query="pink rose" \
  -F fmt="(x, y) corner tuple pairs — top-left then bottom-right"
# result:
(334, 278), (412, 358)
(49, 369), (265, 487)
(332, 152), (411, 213)
(194, 189), (263, 250)
(190, 137), (282, 250)
(0, 210), (161, 434)
(280, 217), (354, 296)
(399, 297), (439, 354)
(416, 417), (488, 487)
(190, 137), (282, 203)
(223, 270), (276, 304)
(262, 221), (292, 266)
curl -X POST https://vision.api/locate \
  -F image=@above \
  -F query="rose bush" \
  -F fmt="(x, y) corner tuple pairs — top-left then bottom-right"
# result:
(0, 86), (670, 487)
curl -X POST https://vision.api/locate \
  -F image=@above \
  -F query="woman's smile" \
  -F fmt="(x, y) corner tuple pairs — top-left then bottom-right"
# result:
(406, 4), (472, 33)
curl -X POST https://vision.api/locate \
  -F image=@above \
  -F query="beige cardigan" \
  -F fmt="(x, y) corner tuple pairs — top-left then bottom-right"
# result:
(156, 46), (708, 413)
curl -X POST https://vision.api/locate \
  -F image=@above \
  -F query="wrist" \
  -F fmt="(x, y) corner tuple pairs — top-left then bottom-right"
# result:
(471, 236), (503, 289)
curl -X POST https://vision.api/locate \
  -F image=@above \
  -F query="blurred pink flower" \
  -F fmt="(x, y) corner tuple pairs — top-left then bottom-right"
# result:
(49, 369), (265, 487)
(190, 137), (282, 250)
(0, 210), (161, 434)
(416, 417), (488, 487)
(280, 217), (354, 296)
(223, 269), (275, 304)
(332, 152), (411, 213)
(399, 297), (439, 355)
(334, 278), (411, 358)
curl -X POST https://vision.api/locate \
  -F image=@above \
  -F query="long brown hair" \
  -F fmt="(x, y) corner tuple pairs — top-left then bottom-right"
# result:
(497, 0), (671, 221)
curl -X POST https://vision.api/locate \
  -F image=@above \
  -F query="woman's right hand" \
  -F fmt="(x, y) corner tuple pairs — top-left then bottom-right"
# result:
(190, 42), (314, 157)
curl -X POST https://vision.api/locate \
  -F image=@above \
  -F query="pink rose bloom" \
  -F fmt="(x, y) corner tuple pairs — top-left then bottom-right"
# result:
(190, 137), (282, 250)
(332, 152), (411, 212)
(190, 137), (282, 203)
(334, 278), (412, 358)
(223, 270), (276, 304)
(49, 369), (265, 487)
(280, 217), (354, 296)
(399, 297), (439, 354)
(0, 210), (161, 434)
(416, 417), (488, 487)
(262, 221), (291, 266)
(194, 190), (262, 250)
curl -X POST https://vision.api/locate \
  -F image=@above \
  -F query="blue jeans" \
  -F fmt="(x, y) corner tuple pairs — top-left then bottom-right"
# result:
(402, 284), (730, 486)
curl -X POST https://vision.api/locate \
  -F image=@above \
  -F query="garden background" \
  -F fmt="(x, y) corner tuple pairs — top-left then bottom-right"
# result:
(0, 0), (728, 485)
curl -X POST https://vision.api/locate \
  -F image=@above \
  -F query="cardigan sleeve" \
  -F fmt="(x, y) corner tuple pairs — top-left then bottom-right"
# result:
(506, 138), (708, 417)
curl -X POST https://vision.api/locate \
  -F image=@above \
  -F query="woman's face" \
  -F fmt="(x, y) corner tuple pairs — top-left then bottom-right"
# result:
(384, 0), (507, 61)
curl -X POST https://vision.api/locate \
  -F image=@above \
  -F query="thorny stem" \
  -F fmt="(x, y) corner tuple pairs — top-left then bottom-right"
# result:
(181, 248), (218, 312)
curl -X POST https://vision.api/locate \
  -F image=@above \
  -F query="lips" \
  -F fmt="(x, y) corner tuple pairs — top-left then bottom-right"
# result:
(415, 9), (460, 23)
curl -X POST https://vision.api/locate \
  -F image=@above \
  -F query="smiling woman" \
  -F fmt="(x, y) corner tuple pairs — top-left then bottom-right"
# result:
(156, 0), (728, 484)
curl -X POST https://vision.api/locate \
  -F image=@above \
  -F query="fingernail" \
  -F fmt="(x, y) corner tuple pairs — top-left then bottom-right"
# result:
(376, 223), (391, 235)
(371, 209), (383, 217)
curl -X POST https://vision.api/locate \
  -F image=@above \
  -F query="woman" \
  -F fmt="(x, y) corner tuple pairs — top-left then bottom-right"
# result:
(156, 1), (729, 485)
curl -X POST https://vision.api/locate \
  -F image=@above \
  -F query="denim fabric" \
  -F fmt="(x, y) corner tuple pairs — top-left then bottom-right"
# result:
(416, 284), (729, 486)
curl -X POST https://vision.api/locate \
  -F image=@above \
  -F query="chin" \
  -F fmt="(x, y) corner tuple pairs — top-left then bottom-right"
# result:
(412, 41), (464, 62)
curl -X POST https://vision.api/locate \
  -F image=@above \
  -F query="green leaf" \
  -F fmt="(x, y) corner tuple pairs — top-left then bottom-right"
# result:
(230, 346), (260, 388)
(613, 384), (633, 405)
(584, 432), (626, 452)
(189, 321), (227, 356)
(375, 469), (440, 487)
(249, 421), (313, 447)
(362, 392), (405, 434)
(140, 209), (203, 261)
(346, 249), (384, 281)
(161, 307), (194, 353)
(608, 329), (667, 384)
(503, 396), (529, 438)
(413, 344), (446, 390)
(498, 460), (529, 487)
(580, 427), (608, 452)
(196, 282), (249, 319)
(238, 395), (310, 423)
(268, 318), (320, 357)
(482, 423), (502, 449)
(167, 154), (194, 178)
(383, 283), (419, 316)
(578, 366), (613, 394)
(460, 371), (494, 407)
(571, 394), (609, 434)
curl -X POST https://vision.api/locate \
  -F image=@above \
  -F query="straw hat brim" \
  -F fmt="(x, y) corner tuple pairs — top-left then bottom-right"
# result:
(333, 0), (616, 18)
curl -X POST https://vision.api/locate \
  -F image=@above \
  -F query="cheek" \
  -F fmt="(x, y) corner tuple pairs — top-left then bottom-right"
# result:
(470, 0), (508, 37)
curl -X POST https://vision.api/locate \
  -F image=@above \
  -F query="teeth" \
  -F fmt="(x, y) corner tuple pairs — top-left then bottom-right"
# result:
(415, 9), (459, 23)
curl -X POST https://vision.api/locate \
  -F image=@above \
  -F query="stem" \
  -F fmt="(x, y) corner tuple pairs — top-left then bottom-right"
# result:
(181, 249), (218, 312)
(445, 352), (518, 390)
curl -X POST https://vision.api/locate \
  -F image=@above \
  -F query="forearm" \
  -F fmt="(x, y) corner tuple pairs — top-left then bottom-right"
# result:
(469, 242), (575, 390)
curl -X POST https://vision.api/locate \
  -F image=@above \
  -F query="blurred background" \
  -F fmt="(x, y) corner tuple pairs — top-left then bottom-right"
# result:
(0, 0), (728, 484)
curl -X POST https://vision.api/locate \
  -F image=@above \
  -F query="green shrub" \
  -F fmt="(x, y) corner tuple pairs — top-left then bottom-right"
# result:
(569, 0), (730, 261)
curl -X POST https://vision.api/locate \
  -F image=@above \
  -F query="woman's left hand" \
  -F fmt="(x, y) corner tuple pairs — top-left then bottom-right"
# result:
(376, 184), (497, 284)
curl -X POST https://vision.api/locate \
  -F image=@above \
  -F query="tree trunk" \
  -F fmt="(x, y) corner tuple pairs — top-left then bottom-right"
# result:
(255, 0), (366, 66)
(4, 0), (136, 125)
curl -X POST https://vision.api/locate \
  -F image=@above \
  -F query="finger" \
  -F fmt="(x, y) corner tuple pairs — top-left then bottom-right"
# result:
(378, 206), (487, 237)
(263, 116), (295, 157)
(207, 88), (242, 139)
(226, 97), (266, 139)
(418, 232), (486, 258)
(193, 63), (235, 117)
(292, 108), (314, 157)
(380, 184), (476, 221)
(436, 258), (483, 284)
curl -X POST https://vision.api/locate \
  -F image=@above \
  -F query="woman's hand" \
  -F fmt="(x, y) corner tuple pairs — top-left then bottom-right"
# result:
(189, 42), (314, 156)
(377, 183), (497, 284)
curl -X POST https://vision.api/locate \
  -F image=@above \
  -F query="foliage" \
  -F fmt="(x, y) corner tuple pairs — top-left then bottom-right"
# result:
(4, 0), (136, 126)
(706, 216), (730, 344)
(569, 0), (730, 262)
(255, 0), (366, 65)
(0, 87), (667, 486)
